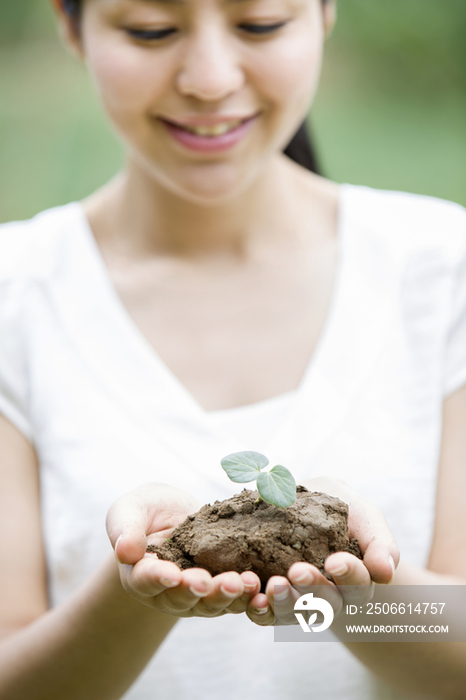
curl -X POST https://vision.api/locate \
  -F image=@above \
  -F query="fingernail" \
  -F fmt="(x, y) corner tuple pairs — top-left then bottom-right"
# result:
(243, 582), (257, 592)
(273, 588), (290, 602)
(291, 571), (314, 585)
(388, 555), (396, 581)
(220, 585), (241, 599)
(242, 575), (258, 591)
(327, 563), (349, 577)
(189, 585), (209, 598)
(252, 606), (269, 615)
(160, 577), (178, 588)
(115, 534), (124, 564)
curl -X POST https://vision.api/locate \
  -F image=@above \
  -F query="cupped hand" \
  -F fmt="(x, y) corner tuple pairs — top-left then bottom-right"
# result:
(106, 483), (261, 618)
(246, 476), (400, 626)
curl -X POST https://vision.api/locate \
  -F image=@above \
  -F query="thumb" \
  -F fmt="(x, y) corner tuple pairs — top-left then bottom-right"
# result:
(349, 500), (399, 584)
(106, 492), (151, 565)
(301, 477), (399, 584)
(363, 538), (399, 585)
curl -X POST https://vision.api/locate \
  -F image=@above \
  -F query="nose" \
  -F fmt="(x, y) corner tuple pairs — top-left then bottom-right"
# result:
(176, 25), (244, 101)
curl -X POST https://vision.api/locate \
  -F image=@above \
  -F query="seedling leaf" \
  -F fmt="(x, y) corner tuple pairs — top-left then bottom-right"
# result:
(221, 450), (269, 483)
(256, 465), (296, 508)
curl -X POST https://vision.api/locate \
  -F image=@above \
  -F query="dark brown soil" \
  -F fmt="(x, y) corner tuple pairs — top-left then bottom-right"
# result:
(147, 486), (362, 584)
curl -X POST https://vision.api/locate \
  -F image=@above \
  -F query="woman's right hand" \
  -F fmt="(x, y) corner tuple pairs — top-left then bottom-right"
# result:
(106, 483), (261, 618)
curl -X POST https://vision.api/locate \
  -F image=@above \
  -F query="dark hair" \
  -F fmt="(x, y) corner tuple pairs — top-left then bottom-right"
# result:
(284, 121), (321, 175)
(61, 0), (322, 175)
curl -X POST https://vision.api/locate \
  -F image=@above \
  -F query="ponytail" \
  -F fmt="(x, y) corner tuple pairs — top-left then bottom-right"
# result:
(62, 0), (79, 15)
(283, 120), (322, 175)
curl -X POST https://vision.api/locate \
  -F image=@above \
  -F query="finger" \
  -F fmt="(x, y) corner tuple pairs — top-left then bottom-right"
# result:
(287, 565), (344, 617)
(287, 562), (319, 590)
(325, 552), (371, 586)
(124, 556), (183, 597)
(247, 592), (274, 626)
(107, 492), (152, 565)
(224, 571), (262, 614)
(106, 483), (202, 566)
(325, 552), (374, 607)
(194, 572), (245, 617)
(348, 500), (399, 584)
(301, 477), (399, 585)
(363, 539), (397, 585)
(161, 568), (214, 612)
(264, 576), (301, 625)
(240, 571), (262, 596)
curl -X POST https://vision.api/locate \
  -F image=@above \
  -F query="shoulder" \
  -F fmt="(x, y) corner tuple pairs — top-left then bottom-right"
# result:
(0, 203), (81, 283)
(342, 184), (466, 266)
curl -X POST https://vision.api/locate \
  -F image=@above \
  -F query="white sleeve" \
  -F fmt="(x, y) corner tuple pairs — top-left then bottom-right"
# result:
(0, 279), (33, 441)
(444, 217), (466, 397)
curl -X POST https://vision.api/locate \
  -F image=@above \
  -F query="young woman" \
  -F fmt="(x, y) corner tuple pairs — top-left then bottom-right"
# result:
(0, 0), (465, 698)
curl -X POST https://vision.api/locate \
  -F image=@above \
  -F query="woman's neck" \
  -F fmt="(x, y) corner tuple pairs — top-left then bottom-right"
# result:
(82, 154), (338, 263)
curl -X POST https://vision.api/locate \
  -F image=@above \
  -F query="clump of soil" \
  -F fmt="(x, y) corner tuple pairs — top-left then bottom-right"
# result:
(147, 486), (362, 583)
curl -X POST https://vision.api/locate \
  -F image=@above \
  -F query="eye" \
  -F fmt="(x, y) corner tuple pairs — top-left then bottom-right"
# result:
(238, 22), (287, 35)
(125, 28), (177, 42)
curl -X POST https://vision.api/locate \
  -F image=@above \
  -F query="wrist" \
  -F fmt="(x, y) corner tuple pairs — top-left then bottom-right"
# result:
(83, 551), (179, 639)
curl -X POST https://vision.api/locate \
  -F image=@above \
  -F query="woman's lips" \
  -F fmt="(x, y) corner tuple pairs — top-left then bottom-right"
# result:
(159, 115), (258, 153)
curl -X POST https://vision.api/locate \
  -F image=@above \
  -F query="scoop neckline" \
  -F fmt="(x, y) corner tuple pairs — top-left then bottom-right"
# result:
(72, 182), (350, 418)
(208, 386), (297, 418)
(47, 183), (392, 481)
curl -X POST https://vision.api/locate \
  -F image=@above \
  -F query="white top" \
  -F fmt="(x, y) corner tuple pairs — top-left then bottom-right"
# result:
(208, 389), (297, 444)
(0, 184), (465, 700)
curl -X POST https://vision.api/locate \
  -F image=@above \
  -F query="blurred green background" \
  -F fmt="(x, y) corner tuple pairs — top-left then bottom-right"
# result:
(0, 0), (465, 223)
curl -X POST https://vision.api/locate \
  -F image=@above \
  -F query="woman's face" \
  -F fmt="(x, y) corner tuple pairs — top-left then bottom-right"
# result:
(65, 0), (334, 203)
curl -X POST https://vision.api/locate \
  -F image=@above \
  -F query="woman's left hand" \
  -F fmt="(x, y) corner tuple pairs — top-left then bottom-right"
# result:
(246, 556), (375, 626)
(246, 476), (400, 626)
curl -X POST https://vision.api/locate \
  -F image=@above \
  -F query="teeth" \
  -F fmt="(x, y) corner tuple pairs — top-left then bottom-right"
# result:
(182, 120), (242, 137)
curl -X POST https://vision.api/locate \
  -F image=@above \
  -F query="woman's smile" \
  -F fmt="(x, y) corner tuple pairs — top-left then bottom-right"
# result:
(78, 0), (328, 200)
(158, 113), (260, 152)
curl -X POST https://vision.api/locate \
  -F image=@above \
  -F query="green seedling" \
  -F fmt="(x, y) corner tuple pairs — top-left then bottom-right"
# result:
(220, 450), (296, 508)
